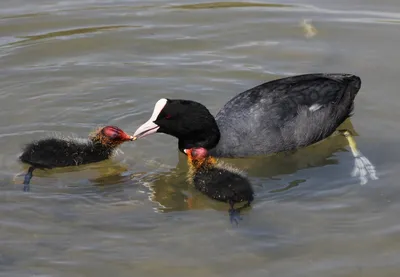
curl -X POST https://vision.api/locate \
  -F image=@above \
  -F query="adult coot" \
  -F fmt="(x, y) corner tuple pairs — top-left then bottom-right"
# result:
(185, 147), (254, 224)
(133, 73), (377, 184)
(19, 126), (134, 191)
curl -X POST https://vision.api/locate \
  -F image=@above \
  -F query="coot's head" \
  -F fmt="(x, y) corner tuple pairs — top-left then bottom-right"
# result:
(184, 147), (215, 169)
(184, 147), (209, 160)
(133, 98), (221, 152)
(92, 126), (134, 146)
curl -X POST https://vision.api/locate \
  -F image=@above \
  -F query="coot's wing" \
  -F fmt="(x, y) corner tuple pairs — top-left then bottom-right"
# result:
(214, 73), (361, 157)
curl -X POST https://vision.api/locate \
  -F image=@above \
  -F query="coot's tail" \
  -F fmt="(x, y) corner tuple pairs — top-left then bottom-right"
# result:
(332, 74), (361, 116)
(335, 74), (361, 98)
(23, 166), (35, 192)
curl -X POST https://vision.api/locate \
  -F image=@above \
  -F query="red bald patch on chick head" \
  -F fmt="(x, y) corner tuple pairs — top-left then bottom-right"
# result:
(191, 147), (209, 159)
(185, 147), (208, 159)
(185, 147), (216, 168)
(91, 126), (133, 146)
(101, 126), (133, 141)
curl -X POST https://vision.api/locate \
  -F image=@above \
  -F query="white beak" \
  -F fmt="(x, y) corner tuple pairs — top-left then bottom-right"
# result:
(133, 98), (167, 139)
(133, 120), (160, 139)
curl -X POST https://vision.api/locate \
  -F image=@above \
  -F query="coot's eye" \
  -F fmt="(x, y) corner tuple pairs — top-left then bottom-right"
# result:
(165, 114), (172, 119)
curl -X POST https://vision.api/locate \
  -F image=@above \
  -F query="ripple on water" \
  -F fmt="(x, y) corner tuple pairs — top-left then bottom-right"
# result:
(0, 0), (399, 276)
(10, 25), (134, 46)
(170, 2), (297, 10)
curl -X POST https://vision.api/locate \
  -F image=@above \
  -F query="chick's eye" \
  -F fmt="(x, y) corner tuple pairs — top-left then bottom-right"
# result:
(107, 132), (118, 139)
(102, 127), (120, 139)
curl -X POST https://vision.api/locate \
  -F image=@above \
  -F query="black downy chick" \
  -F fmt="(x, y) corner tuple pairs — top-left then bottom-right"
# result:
(19, 126), (134, 191)
(185, 147), (254, 225)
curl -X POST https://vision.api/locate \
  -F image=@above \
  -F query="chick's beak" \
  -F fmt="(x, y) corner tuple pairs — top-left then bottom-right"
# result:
(184, 149), (193, 159)
(121, 132), (135, 141)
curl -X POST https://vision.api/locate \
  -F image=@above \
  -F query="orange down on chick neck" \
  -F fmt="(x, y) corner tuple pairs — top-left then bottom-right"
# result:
(186, 149), (217, 170)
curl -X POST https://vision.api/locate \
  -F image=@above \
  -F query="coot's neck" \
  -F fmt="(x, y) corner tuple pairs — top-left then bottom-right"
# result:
(178, 126), (220, 153)
(90, 138), (118, 158)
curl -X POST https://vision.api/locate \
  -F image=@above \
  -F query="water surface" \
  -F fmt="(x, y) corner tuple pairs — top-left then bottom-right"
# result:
(1, 1), (400, 276)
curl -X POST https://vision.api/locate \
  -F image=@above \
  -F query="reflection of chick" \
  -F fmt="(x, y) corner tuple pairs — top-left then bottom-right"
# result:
(19, 126), (134, 192)
(184, 147), (254, 224)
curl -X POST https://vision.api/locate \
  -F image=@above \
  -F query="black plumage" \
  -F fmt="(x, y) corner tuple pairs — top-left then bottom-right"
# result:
(185, 147), (254, 224)
(191, 164), (254, 204)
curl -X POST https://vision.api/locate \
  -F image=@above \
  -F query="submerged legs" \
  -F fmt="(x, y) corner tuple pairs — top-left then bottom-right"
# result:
(228, 200), (252, 226)
(339, 130), (378, 185)
(23, 166), (35, 192)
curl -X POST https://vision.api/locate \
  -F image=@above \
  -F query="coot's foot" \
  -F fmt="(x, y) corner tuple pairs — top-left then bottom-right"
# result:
(23, 166), (35, 192)
(23, 183), (30, 192)
(12, 171), (26, 184)
(229, 208), (243, 226)
(339, 130), (378, 185)
(352, 153), (378, 185)
(228, 200), (252, 226)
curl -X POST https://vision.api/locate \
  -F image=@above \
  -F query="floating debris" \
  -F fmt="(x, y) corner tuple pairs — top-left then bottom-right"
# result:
(301, 19), (317, 38)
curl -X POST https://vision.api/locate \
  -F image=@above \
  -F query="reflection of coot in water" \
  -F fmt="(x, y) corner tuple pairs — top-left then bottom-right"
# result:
(19, 126), (134, 192)
(185, 147), (254, 225)
(136, 120), (371, 214)
(133, 73), (377, 184)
